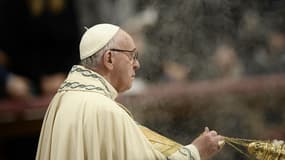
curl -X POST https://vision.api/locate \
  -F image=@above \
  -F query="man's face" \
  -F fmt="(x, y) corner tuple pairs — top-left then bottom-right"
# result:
(111, 31), (140, 93)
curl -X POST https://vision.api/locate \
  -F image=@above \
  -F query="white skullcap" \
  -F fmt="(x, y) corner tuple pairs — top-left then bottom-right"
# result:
(79, 23), (120, 60)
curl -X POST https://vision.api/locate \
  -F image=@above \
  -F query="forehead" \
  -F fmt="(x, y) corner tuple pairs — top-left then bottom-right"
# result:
(115, 30), (136, 49)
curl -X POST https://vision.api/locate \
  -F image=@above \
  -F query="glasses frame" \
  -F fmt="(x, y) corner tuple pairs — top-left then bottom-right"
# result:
(109, 48), (139, 63)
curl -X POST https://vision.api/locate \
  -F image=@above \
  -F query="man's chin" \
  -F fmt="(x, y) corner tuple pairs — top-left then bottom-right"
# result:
(118, 84), (132, 93)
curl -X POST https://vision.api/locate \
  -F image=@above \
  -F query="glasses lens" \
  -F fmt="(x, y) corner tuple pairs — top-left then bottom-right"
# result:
(109, 48), (138, 63)
(133, 51), (138, 61)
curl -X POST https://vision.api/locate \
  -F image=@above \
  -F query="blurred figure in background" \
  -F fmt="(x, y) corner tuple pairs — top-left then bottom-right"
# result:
(0, 0), (80, 98)
(160, 60), (190, 82)
(253, 31), (285, 74)
(0, 51), (31, 99)
(210, 44), (244, 79)
(0, 65), (32, 99)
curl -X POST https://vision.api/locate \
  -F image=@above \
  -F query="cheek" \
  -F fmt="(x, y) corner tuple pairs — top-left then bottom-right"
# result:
(120, 67), (132, 82)
(115, 68), (133, 92)
(118, 62), (132, 75)
(114, 64), (130, 81)
(120, 65), (134, 83)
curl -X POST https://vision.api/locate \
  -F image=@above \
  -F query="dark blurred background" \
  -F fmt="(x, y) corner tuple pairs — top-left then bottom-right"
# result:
(0, 0), (285, 159)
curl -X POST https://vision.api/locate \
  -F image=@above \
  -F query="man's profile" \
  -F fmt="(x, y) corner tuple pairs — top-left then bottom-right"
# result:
(36, 23), (223, 160)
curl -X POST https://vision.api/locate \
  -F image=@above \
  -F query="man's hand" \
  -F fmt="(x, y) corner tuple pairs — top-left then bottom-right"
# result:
(192, 127), (224, 160)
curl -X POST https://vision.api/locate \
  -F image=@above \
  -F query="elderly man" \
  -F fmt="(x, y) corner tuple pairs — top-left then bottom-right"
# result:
(36, 23), (224, 160)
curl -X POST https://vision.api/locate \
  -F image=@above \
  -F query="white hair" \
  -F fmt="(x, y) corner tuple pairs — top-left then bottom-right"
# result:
(80, 36), (117, 68)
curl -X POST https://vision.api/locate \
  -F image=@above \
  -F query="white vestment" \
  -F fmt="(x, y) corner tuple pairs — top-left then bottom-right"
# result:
(36, 65), (200, 160)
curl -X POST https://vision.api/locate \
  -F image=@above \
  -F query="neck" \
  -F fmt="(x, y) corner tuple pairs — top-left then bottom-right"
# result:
(83, 65), (120, 93)
(93, 67), (116, 91)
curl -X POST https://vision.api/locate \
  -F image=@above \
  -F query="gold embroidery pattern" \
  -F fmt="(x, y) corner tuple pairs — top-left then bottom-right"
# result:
(139, 126), (182, 157)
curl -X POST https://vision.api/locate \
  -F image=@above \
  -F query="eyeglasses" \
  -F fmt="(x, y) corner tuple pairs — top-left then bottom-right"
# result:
(109, 48), (139, 63)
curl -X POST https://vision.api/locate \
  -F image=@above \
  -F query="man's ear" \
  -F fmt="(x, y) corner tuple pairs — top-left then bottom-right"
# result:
(102, 50), (114, 70)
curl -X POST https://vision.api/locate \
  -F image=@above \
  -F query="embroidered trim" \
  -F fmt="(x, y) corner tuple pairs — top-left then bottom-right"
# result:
(60, 65), (115, 98)
(59, 81), (103, 91)
(70, 66), (111, 93)
(179, 147), (195, 160)
(59, 81), (109, 96)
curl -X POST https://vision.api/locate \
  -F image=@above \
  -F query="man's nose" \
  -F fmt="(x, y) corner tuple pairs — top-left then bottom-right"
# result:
(133, 60), (140, 70)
